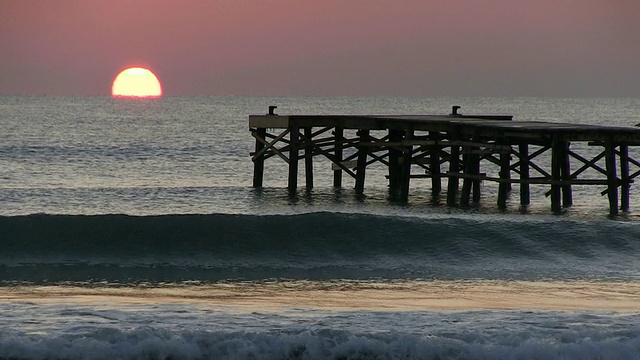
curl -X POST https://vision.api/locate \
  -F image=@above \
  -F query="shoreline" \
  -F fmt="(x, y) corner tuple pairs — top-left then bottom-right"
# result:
(3, 280), (640, 311)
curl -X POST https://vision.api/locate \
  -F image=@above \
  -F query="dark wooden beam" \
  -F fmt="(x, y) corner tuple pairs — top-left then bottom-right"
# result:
(519, 143), (530, 207)
(429, 131), (442, 196)
(333, 127), (344, 187)
(620, 144), (630, 213)
(388, 129), (403, 192)
(355, 130), (370, 194)
(605, 141), (619, 215)
(304, 127), (314, 189)
(497, 141), (511, 209)
(288, 126), (300, 191)
(560, 141), (573, 207)
(252, 128), (267, 188)
(447, 129), (461, 206)
(551, 137), (562, 213)
(400, 129), (414, 202)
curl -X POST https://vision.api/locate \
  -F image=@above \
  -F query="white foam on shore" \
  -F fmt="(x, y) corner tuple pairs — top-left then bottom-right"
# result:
(1, 326), (640, 360)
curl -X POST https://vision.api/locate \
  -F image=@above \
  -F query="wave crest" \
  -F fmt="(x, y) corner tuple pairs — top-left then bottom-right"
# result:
(1, 213), (639, 283)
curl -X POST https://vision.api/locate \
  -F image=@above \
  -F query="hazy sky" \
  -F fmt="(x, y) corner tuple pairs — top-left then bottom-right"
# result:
(2, 0), (639, 97)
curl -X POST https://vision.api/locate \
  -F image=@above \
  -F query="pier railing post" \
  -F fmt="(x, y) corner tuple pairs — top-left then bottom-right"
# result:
(252, 127), (267, 188)
(288, 125), (300, 191)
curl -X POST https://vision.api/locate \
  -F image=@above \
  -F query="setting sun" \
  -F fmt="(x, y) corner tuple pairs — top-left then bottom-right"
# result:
(111, 67), (162, 98)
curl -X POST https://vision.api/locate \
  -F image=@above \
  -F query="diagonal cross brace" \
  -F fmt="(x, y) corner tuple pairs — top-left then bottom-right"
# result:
(251, 129), (291, 164)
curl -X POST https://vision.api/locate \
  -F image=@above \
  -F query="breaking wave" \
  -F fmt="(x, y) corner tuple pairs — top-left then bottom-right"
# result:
(2, 326), (640, 360)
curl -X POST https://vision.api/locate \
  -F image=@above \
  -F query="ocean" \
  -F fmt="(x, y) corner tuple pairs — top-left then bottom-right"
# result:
(2, 95), (640, 359)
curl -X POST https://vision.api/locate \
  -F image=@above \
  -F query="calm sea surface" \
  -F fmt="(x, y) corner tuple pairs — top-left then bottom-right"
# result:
(2, 96), (640, 359)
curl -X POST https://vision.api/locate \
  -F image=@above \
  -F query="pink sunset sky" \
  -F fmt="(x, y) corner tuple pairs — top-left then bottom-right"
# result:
(1, 0), (639, 97)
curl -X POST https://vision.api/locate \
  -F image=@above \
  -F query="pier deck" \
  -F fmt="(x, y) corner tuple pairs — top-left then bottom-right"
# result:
(249, 107), (640, 215)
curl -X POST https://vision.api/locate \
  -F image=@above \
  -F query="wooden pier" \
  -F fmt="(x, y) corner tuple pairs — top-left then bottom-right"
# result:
(250, 106), (640, 215)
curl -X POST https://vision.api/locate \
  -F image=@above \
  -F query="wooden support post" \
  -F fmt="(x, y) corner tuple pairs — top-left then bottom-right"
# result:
(333, 127), (344, 188)
(355, 129), (370, 194)
(429, 131), (441, 196)
(288, 126), (299, 191)
(388, 129), (403, 192)
(461, 135), (481, 205)
(460, 141), (480, 206)
(446, 130), (460, 206)
(471, 154), (481, 203)
(460, 146), (472, 206)
(400, 129), (413, 202)
(518, 143), (530, 206)
(497, 143), (510, 209)
(550, 138), (562, 213)
(605, 141), (619, 216)
(252, 128), (267, 188)
(560, 141), (572, 207)
(502, 149), (512, 191)
(620, 144), (630, 213)
(304, 127), (314, 189)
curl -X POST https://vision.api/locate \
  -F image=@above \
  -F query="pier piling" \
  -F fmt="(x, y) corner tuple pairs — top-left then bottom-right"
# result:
(497, 150), (510, 210)
(288, 126), (299, 191)
(252, 127), (267, 188)
(355, 130), (370, 194)
(400, 128), (414, 201)
(429, 131), (442, 196)
(518, 143), (530, 207)
(605, 141), (619, 215)
(333, 127), (344, 188)
(551, 137), (562, 213)
(447, 130), (461, 206)
(560, 141), (573, 207)
(304, 127), (314, 189)
(388, 129), (403, 193)
(620, 144), (630, 213)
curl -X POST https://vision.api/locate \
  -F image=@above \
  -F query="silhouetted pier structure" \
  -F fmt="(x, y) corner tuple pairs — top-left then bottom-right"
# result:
(250, 106), (640, 215)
